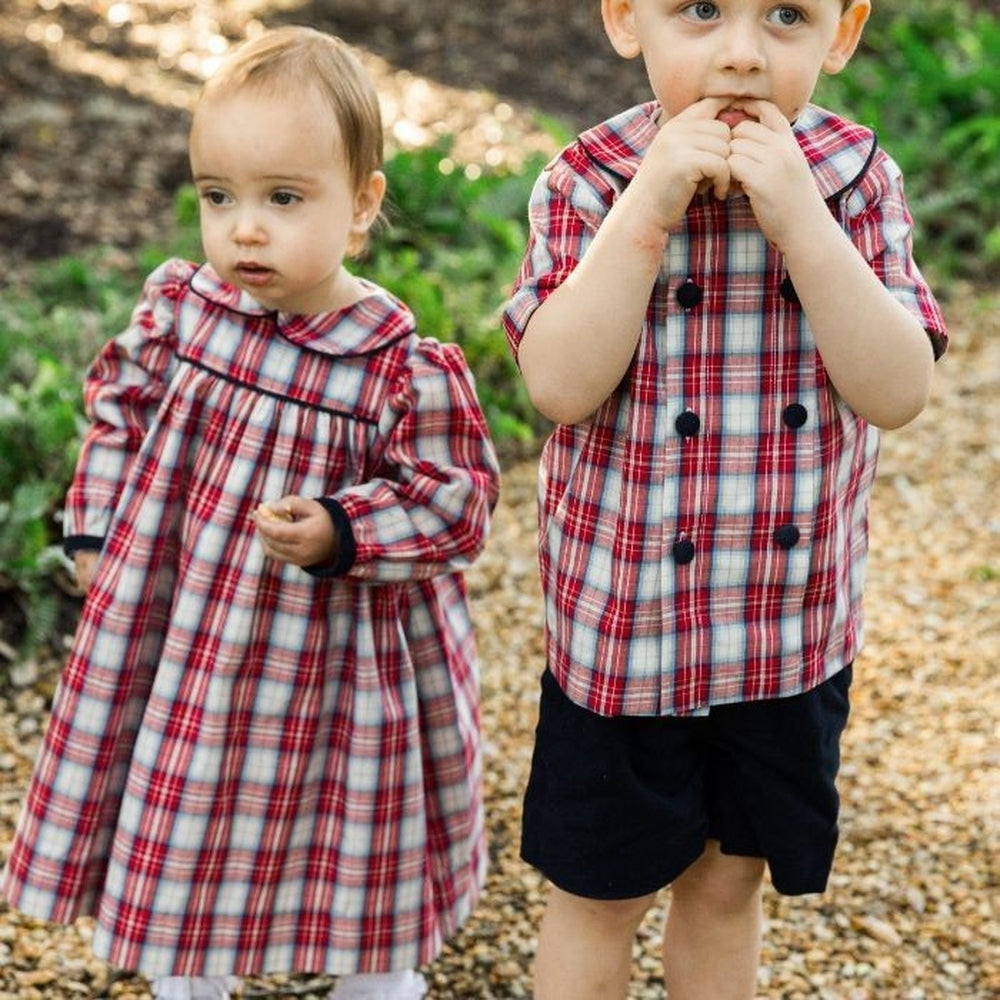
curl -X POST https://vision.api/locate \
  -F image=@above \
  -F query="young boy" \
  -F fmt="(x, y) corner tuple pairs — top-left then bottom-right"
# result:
(502, 1), (947, 997)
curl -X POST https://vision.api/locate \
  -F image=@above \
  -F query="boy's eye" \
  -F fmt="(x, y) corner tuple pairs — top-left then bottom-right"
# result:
(768, 6), (804, 26)
(272, 190), (300, 206)
(687, 1), (719, 19)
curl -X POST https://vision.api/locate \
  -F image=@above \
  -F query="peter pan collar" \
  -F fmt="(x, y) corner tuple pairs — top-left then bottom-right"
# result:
(187, 264), (417, 357)
(574, 101), (878, 202)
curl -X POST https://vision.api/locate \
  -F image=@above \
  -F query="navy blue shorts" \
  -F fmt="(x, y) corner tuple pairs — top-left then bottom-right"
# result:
(521, 666), (852, 899)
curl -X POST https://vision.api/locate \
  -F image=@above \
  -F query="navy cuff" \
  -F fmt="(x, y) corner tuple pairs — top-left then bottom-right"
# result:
(308, 498), (357, 577)
(64, 535), (104, 557)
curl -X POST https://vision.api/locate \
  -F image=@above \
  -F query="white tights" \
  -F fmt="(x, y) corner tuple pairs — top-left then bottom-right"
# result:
(331, 971), (428, 998)
(151, 971), (427, 999)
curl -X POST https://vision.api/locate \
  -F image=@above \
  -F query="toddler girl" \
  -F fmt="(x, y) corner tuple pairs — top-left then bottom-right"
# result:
(1, 26), (500, 1000)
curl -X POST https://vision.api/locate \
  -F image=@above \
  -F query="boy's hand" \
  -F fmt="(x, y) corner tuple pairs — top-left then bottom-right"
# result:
(728, 100), (828, 249)
(254, 496), (337, 568)
(73, 550), (99, 592)
(636, 96), (734, 230)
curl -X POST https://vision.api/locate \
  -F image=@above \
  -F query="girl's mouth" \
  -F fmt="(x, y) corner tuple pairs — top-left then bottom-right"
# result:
(236, 263), (274, 286)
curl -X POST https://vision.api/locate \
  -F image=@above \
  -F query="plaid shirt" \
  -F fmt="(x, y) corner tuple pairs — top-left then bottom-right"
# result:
(2, 260), (500, 975)
(504, 102), (947, 717)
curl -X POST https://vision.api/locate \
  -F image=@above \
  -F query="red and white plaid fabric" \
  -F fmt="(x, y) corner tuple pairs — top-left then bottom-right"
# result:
(504, 102), (947, 718)
(1, 260), (500, 976)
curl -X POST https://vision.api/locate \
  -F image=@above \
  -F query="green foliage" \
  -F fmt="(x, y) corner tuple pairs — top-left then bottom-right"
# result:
(356, 142), (547, 444)
(816, 2), (1000, 281)
(0, 356), (83, 659)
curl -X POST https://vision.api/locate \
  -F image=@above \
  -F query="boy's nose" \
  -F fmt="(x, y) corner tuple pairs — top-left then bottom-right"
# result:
(718, 24), (767, 73)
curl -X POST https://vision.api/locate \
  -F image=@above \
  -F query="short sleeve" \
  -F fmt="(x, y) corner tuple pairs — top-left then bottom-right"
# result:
(502, 156), (614, 364)
(842, 152), (948, 360)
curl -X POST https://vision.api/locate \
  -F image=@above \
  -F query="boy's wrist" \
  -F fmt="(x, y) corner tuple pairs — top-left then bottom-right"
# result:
(616, 178), (678, 243)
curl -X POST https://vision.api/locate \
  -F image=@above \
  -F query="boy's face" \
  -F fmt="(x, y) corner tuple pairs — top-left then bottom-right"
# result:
(189, 85), (384, 314)
(603, 0), (870, 125)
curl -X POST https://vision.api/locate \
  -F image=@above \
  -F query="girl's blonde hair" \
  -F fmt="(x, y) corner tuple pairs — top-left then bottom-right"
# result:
(200, 26), (384, 195)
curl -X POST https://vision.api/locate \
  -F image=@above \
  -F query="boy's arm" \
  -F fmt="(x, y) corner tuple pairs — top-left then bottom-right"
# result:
(517, 98), (733, 426)
(730, 101), (935, 430)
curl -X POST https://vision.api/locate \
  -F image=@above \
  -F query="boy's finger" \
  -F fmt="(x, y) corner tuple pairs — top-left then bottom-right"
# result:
(675, 96), (736, 121)
(735, 99), (788, 132)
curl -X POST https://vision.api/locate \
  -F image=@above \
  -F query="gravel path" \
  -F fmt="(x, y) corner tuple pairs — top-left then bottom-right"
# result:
(2, 307), (998, 998)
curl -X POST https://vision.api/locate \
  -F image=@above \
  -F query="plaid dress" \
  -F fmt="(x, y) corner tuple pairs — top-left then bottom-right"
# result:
(504, 103), (947, 717)
(1, 260), (500, 977)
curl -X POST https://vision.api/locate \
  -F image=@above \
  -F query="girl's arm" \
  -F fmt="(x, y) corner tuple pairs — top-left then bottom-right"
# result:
(256, 340), (500, 582)
(64, 260), (182, 548)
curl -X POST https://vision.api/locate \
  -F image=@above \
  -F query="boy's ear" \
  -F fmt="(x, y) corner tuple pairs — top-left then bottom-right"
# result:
(602, 0), (642, 60)
(823, 0), (871, 75)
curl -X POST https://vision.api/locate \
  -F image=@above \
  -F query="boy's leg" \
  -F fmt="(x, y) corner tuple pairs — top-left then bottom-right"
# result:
(533, 886), (658, 1000)
(662, 840), (765, 1000)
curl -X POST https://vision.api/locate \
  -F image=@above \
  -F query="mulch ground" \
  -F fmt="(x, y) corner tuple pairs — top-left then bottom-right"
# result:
(1, 1), (998, 997)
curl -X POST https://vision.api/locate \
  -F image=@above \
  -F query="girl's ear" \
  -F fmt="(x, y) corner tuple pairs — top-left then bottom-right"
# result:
(602, 0), (642, 60)
(823, 0), (871, 75)
(348, 170), (387, 255)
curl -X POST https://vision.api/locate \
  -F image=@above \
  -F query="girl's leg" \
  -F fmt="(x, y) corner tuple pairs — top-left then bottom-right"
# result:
(533, 885), (658, 1000)
(330, 970), (427, 999)
(150, 977), (240, 1000)
(662, 840), (766, 1000)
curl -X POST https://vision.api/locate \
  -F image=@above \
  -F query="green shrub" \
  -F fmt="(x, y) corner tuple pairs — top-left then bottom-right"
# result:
(359, 142), (548, 445)
(817, 2), (1000, 281)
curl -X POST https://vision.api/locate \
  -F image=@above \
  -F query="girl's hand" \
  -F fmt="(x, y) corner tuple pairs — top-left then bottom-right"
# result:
(632, 96), (734, 231)
(728, 100), (828, 250)
(254, 496), (337, 568)
(74, 550), (99, 592)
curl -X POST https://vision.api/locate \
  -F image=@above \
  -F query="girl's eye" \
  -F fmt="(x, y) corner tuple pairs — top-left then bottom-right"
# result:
(769, 6), (803, 26)
(272, 191), (300, 206)
(201, 189), (230, 207)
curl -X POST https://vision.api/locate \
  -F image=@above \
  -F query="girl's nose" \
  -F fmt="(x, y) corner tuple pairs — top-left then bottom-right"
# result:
(233, 211), (265, 246)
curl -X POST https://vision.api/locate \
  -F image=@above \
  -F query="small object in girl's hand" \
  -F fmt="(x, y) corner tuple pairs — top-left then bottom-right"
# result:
(256, 502), (294, 522)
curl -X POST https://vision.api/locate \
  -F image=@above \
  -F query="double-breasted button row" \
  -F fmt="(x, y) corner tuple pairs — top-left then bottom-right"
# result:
(674, 277), (799, 310)
(674, 404), (810, 437)
(672, 522), (802, 564)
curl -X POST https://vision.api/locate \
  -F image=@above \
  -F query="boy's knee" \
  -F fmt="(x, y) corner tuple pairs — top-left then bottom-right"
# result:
(671, 842), (765, 916)
(549, 885), (657, 932)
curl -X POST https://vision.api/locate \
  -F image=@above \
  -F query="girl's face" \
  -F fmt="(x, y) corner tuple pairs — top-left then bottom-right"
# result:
(603, 0), (869, 125)
(190, 85), (384, 314)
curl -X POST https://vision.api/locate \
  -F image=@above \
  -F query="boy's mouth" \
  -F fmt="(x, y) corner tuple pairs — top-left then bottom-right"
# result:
(716, 106), (755, 128)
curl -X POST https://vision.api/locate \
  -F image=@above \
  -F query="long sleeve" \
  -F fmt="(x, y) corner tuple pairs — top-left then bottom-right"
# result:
(63, 260), (185, 550)
(323, 339), (500, 583)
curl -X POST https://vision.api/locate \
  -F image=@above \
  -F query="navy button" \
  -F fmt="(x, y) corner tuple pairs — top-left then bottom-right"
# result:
(782, 403), (808, 429)
(672, 539), (696, 565)
(780, 276), (799, 304)
(773, 524), (801, 550)
(675, 410), (701, 437)
(676, 280), (703, 309)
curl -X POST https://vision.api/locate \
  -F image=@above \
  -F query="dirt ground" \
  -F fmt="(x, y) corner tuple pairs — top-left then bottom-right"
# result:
(1, 2), (998, 998)
(0, 0), (648, 276)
